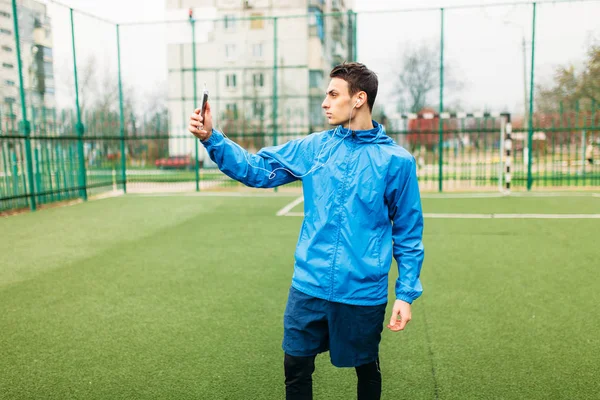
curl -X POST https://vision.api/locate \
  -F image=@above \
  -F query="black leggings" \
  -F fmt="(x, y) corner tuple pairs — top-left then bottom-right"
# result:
(284, 353), (381, 400)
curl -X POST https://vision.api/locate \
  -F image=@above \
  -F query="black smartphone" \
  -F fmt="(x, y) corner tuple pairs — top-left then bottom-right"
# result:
(200, 86), (209, 118)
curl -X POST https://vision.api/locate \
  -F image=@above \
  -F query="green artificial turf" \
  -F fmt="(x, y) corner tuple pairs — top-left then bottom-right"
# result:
(1, 194), (598, 399)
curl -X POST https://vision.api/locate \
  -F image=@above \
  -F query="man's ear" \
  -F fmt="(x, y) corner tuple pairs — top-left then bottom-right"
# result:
(356, 92), (367, 108)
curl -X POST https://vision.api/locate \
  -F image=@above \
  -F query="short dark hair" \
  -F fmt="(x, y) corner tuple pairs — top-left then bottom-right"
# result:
(330, 62), (378, 111)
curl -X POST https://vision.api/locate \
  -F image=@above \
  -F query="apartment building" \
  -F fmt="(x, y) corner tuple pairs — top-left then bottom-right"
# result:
(0, 0), (55, 129)
(166, 0), (354, 157)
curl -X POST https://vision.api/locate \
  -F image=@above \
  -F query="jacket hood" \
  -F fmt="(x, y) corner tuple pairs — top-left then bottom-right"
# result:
(334, 120), (393, 144)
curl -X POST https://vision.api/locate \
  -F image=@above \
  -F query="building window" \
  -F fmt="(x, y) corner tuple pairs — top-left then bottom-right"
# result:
(2, 45), (11, 52)
(308, 7), (324, 43)
(253, 101), (265, 119)
(5, 79), (15, 86)
(43, 62), (53, 77)
(4, 97), (16, 104)
(226, 73), (237, 88)
(332, 0), (344, 10)
(225, 103), (238, 119)
(43, 47), (52, 58)
(224, 14), (236, 30)
(332, 20), (344, 41)
(250, 13), (264, 30)
(309, 70), (324, 89)
(225, 44), (236, 60)
(0, 28), (11, 35)
(253, 73), (264, 88)
(3, 62), (13, 69)
(0, 11), (10, 18)
(310, 97), (323, 127)
(252, 43), (263, 58)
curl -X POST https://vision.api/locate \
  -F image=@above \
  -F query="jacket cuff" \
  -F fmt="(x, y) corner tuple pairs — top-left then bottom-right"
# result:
(200, 129), (222, 147)
(395, 294), (414, 304)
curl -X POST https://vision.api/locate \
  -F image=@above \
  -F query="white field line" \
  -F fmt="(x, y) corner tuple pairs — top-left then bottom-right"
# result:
(123, 191), (600, 199)
(422, 192), (600, 199)
(281, 211), (600, 219)
(275, 195), (600, 219)
(1, 190), (125, 217)
(423, 213), (600, 219)
(132, 192), (300, 198)
(92, 190), (125, 200)
(50, 190), (125, 210)
(276, 196), (304, 216)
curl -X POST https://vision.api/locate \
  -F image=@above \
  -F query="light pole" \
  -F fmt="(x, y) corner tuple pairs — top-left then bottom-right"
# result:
(503, 20), (530, 169)
(503, 20), (529, 133)
(520, 35), (528, 133)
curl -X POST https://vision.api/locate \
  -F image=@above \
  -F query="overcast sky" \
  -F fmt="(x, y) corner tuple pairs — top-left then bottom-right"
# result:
(43, 0), (600, 116)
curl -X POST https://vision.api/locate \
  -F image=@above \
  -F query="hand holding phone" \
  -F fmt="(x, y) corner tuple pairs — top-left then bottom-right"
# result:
(200, 85), (209, 118)
(188, 84), (213, 141)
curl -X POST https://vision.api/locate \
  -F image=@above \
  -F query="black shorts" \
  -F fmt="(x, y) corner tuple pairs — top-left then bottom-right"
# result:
(282, 286), (387, 367)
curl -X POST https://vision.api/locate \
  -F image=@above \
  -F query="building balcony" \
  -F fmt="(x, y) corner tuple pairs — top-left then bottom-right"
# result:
(332, 41), (345, 58)
(331, 0), (344, 12)
(308, 0), (325, 11)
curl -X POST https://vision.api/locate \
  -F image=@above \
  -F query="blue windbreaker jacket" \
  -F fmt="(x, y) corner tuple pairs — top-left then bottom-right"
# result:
(201, 120), (424, 306)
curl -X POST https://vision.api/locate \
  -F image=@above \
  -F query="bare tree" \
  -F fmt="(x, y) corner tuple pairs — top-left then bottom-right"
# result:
(395, 42), (463, 113)
(57, 55), (98, 115)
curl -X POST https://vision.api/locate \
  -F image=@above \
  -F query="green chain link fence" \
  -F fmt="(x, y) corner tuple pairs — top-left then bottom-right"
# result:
(1, 0), (599, 213)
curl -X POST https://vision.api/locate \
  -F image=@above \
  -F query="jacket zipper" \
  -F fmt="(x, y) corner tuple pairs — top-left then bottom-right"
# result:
(328, 136), (356, 301)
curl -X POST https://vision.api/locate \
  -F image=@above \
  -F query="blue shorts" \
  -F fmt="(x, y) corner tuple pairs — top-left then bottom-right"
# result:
(282, 286), (387, 368)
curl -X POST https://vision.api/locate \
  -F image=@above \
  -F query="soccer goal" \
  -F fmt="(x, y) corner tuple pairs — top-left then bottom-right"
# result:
(385, 112), (513, 193)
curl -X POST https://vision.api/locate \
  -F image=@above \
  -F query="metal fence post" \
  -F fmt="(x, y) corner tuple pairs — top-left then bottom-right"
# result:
(273, 16), (278, 193)
(191, 15), (200, 192)
(527, 2), (537, 191)
(70, 8), (87, 201)
(11, 0), (36, 211)
(438, 8), (445, 193)
(116, 24), (127, 193)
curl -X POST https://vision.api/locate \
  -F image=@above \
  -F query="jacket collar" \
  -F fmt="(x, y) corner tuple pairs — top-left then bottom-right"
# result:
(334, 120), (387, 143)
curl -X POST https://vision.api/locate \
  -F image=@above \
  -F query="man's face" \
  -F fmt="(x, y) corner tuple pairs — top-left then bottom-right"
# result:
(322, 77), (353, 126)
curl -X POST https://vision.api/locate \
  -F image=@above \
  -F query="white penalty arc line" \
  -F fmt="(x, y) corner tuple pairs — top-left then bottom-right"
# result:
(280, 212), (600, 219)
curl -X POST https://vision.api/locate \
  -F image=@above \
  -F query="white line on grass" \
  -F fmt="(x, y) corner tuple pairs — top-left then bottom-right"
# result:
(60, 190), (125, 209)
(1, 190), (126, 217)
(131, 191), (598, 200)
(424, 213), (600, 219)
(93, 190), (125, 200)
(132, 192), (301, 198)
(276, 196), (304, 216)
(280, 212), (600, 219)
(422, 193), (509, 199)
(274, 194), (600, 218)
(422, 192), (600, 199)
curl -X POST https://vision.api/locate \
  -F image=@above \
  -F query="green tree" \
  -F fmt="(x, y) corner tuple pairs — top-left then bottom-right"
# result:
(537, 44), (600, 112)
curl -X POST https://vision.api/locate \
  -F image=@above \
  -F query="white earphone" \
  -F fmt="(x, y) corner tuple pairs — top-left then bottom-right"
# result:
(217, 96), (366, 181)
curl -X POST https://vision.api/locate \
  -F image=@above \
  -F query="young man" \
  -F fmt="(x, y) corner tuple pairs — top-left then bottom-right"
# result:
(188, 62), (424, 400)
